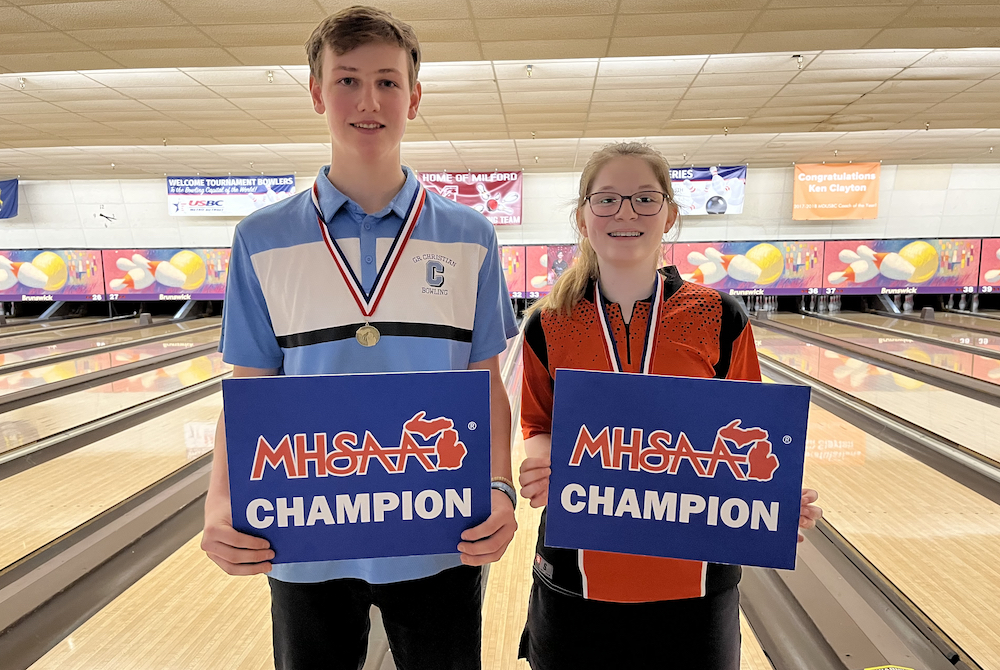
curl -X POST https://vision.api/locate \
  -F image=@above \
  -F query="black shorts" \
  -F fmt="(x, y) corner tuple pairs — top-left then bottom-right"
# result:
(269, 564), (483, 670)
(519, 578), (741, 670)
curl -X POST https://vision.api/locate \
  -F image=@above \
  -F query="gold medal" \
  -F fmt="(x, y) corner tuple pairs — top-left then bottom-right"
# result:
(356, 323), (380, 347)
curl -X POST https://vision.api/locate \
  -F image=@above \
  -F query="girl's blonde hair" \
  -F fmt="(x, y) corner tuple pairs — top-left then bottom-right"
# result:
(529, 142), (677, 316)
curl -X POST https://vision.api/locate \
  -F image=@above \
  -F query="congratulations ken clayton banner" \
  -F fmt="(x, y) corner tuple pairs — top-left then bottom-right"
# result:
(546, 371), (810, 570)
(793, 163), (880, 220)
(167, 175), (295, 216)
(417, 171), (522, 225)
(224, 371), (492, 563)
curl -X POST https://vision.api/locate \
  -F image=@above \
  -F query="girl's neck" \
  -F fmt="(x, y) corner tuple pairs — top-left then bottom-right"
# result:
(597, 262), (658, 324)
(327, 153), (405, 214)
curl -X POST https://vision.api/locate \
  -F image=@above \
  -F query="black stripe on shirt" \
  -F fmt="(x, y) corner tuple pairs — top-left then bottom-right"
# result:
(276, 322), (473, 349)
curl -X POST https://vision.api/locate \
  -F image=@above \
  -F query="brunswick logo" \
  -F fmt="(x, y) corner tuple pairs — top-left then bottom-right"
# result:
(250, 411), (468, 481)
(569, 419), (780, 482)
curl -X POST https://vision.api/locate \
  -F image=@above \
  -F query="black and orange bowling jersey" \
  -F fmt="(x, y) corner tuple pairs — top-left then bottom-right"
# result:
(521, 266), (762, 603)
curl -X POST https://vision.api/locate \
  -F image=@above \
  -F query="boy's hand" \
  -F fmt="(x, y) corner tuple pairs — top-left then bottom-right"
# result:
(202, 508), (275, 576)
(518, 456), (551, 508)
(798, 488), (823, 543)
(457, 489), (517, 566)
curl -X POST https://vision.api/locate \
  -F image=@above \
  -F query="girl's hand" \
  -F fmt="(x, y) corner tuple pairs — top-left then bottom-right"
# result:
(798, 488), (823, 543)
(519, 457), (551, 508)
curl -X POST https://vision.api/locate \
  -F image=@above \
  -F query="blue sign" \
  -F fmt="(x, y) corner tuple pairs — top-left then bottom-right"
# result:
(0, 179), (18, 219)
(545, 370), (810, 570)
(224, 370), (492, 564)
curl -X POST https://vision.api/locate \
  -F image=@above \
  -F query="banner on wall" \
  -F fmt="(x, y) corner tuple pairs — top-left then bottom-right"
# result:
(103, 248), (230, 301)
(0, 250), (104, 302)
(501, 246), (526, 298)
(0, 179), (18, 219)
(792, 163), (880, 220)
(417, 171), (522, 225)
(167, 175), (295, 216)
(982, 238), (1000, 292)
(823, 239), (980, 294)
(674, 241), (823, 295)
(670, 166), (746, 216)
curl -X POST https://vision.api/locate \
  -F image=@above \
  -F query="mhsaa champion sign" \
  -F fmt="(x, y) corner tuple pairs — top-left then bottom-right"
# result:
(546, 371), (810, 570)
(224, 370), (492, 564)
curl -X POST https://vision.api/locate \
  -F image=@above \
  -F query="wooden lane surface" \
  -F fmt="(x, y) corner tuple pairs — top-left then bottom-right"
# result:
(0, 353), (229, 456)
(0, 394), (222, 570)
(838, 311), (1000, 352)
(0, 318), (146, 350)
(0, 326), (222, 400)
(763, 375), (1000, 669)
(0, 317), (103, 337)
(936, 311), (1000, 334)
(30, 422), (772, 670)
(0, 317), (220, 370)
(756, 326), (1000, 463)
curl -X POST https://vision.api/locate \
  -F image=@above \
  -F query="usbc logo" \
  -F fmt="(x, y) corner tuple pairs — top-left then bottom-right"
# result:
(188, 200), (224, 207)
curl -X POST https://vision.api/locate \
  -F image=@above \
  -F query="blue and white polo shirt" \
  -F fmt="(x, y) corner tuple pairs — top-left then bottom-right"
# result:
(221, 165), (518, 584)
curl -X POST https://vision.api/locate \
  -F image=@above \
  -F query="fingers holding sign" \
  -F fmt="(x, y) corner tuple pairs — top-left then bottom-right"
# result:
(458, 489), (517, 566)
(518, 456), (551, 508)
(798, 488), (823, 543)
(202, 521), (274, 576)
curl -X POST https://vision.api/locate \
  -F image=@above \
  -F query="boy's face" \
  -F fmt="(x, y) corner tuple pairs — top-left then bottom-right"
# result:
(309, 41), (421, 163)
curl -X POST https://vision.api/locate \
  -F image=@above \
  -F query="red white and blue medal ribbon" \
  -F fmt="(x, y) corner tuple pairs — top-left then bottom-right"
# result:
(595, 273), (664, 374)
(312, 180), (426, 344)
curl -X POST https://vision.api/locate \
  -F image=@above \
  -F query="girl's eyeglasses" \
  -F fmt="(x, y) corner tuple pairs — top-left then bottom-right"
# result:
(586, 191), (670, 217)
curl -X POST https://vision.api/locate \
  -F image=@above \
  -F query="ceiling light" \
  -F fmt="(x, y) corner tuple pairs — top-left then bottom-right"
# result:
(525, 65), (533, 78)
(267, 70), (274, 83)
(17, 77), (26, 90)
(794, 55), (803, 70)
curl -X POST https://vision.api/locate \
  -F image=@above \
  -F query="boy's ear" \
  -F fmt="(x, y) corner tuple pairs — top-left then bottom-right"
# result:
(407, 81), (422, 121)
(309, 74), (325, 115)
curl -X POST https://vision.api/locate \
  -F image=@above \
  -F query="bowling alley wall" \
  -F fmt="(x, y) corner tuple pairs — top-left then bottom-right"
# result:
(3, 164), (1000, 301)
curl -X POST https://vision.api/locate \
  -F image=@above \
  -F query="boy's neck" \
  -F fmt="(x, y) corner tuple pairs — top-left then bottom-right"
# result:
(327, 155), (406, 215)
(597, 263), (658, 325)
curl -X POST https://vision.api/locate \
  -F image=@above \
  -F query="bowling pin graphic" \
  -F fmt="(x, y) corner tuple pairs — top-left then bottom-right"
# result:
(704, 247), (762, 283)
(132, 254), (187, 288)
(0, 255), (49, 289)
(856, 245), (915, 281)
(827, 249), (878, 285)
(110, 257), (155, 291)
(681, 251), (726, 284)
(986, 248), (1000, 284)
(710, 166), (728, 196)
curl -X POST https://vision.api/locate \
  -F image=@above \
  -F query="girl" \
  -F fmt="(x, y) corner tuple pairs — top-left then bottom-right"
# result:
(517, 142), (822, 669)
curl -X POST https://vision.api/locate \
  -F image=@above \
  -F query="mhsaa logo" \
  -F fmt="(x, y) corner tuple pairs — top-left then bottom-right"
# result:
(570, 419), (779, 482)
(250, 411), (468, 480)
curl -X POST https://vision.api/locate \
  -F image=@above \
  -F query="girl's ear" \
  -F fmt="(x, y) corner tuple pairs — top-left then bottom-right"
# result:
(576, 207), (589, 239)
(662, 202), (679, 237)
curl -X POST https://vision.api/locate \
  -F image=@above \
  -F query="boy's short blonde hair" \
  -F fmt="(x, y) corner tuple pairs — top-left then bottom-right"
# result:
(306, 5), (421, 90)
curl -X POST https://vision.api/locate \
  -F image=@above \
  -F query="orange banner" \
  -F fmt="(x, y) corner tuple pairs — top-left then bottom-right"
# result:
(792, 163), (880, 220)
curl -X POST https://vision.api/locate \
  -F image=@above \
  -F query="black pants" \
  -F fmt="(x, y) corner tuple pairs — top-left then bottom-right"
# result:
(519, 579), (741, 670)
(269, 565), (483, 670)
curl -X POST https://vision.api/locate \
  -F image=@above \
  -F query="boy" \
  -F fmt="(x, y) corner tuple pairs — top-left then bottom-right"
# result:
(201, 7), (519, 669)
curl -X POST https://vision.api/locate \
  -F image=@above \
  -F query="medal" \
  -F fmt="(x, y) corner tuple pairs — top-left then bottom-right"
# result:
(595, 273), (665, 374)
(312, 177), (426, 347)
(356, 323), (380, 347)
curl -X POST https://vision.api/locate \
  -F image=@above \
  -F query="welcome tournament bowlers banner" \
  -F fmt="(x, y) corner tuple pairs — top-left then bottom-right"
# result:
(167, 175), (295, 216)
(546, 371), (811, 570)
(224, 370), (492, 564)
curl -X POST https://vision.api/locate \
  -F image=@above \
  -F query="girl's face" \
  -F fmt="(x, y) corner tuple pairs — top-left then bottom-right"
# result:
(578, 156), (677, 272)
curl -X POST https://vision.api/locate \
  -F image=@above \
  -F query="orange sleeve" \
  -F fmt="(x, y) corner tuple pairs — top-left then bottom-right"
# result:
(726, 321), (762, 382)
(520, 325), (554, 439)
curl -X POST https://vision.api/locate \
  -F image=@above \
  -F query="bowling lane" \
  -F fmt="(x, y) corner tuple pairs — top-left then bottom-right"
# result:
(755, 325), (1000, 462)
(935, 310), (1000, 335)
(0, 317), (104, 337)
(0, 318), (220, 371)
(0, 327), (222, 400)
(768, 312), (1000, 386)
(0, 352), (229, 455)
(764, 385), (1000, 669)
(0, 393), (222, 570)
(833, 311), (1000, 353)
(0, 316), (167, 350)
